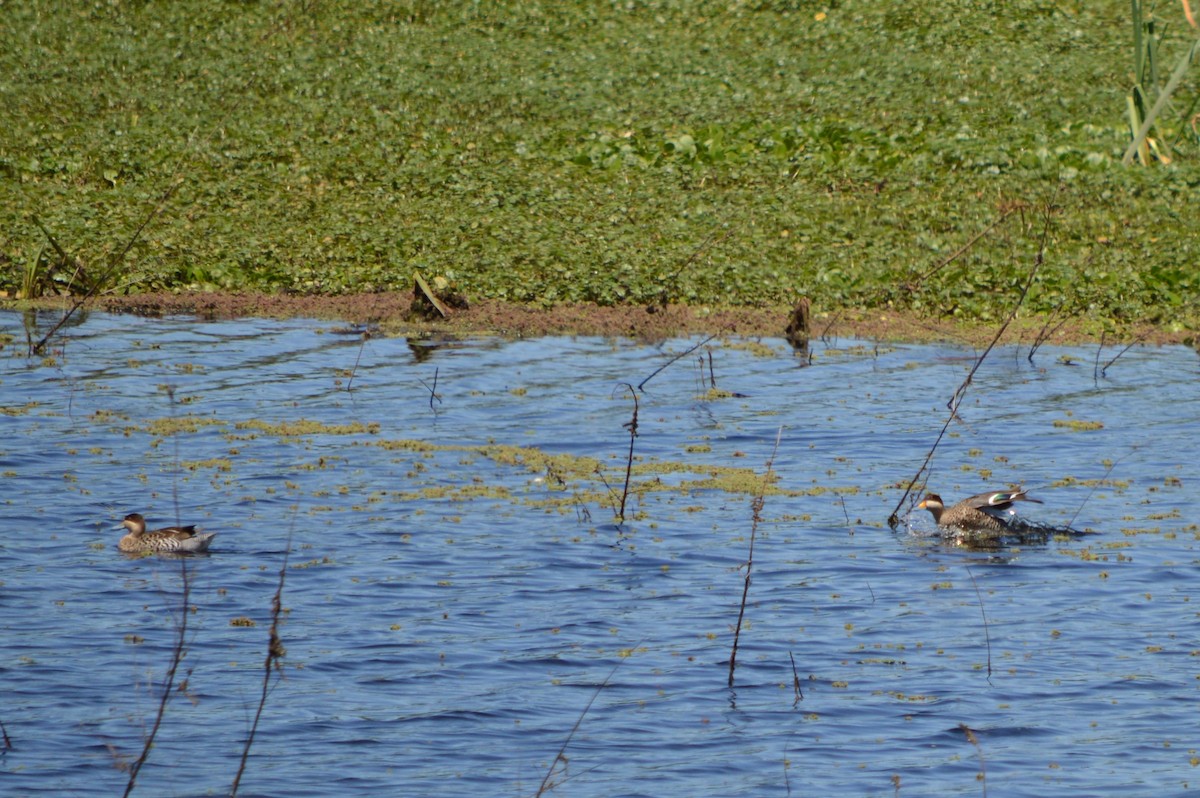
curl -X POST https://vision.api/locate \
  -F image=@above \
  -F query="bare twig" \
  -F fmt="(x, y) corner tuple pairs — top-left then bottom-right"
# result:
(344, 331), (370, 391)
(1065, 449), (1136, 529)
(908, 207), (1019, 287)
(1092, 331), (1106, 386)
(614, 383), (639, 522)
(546, 464), (593, 524)
(1027, 298), (1079, 363)
(959, 723), (988, 797)
(818, 310), (842, 345)
(965, 567), (992, 683)
(729, 427), (783, 688)
(418, 367), (443, 411)
(638, 334), (717, 392)
(788, 651), (804, 704)
(0, 717), (12, 752)
(1095, 335), (1144, 382)
(122, 561), (192, 798)
(838, 494), (853, 536)
(29, 179), (183, 356)
(593, 465), (621, 516)
(534, 656), (631, 797)
(230, 533), (291, 797)
(657, 226), (735, 307)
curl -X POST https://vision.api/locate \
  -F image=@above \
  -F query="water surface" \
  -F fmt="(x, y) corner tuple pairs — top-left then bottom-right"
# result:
(1, 309), (1197, 797)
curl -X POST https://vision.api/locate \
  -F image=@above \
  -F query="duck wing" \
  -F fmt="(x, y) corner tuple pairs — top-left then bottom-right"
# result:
(960, 490), (1040, 511)
(175, 532), (217, 552)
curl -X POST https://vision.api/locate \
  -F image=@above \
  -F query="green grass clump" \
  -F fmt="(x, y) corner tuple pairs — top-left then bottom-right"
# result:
(2, 2), (1199, 329)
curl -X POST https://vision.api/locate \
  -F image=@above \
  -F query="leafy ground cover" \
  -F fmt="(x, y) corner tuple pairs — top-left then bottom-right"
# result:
(3, 1), (1199, 336)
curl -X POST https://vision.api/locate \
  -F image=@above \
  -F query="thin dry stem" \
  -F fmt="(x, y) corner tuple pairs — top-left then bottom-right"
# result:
(615, 383), (639, 523)
(959, 723), (988, 797)
(728, 426), (782, 688)
(418, 366), (443, 411)
(229, 533), (291, 797)
(965, 567), (992, 683)
(533, 657), (629, 797)
(637, 334), (717, 392)
(121, 561), (191, 798)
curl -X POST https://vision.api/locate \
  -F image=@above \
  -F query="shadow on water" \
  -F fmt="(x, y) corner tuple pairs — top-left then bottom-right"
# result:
(1, 310), (1198, 797)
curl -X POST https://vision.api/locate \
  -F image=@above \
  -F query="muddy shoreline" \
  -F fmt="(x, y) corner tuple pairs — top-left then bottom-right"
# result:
(10, 290), (1193, 347)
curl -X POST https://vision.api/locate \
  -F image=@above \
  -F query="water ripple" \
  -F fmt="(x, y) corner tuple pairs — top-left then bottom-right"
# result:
(2, 311), (1198, 796)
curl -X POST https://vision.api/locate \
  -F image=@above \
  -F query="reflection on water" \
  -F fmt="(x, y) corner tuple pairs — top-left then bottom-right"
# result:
(1, 309), (1198, 797)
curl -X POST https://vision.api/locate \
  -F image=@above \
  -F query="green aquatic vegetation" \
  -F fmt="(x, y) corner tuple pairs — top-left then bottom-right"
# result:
(476, 444), (606, 480)
(376, 439), (439, 452)
(1052, 419), (1105, 431)
(371, 437), (846, 507)
(235, 419), (380, 437)
(1, 3), (1198, 330)
(1049, 476), (1132, 490)
(1, 402), (40, 416)
(181, 458), (233, 472)
(139, 416), (224, 435)
(291, 557), (336, 569)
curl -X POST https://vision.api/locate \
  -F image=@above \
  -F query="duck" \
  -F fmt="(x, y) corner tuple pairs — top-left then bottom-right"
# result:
(918, 489), (1042, 535)
(118, 513), (216, 553)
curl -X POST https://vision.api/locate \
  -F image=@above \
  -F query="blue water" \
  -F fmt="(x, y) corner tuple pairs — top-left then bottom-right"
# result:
(1, 309), (1198, 797)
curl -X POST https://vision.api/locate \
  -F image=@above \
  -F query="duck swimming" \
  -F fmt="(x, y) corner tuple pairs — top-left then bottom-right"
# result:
(118, 513), (216, 553)
(918, 489), (1042, 535)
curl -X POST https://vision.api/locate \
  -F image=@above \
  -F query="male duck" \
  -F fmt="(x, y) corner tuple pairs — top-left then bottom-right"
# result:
(918, 489), (1042, 534)
(118, 513), (216, 553)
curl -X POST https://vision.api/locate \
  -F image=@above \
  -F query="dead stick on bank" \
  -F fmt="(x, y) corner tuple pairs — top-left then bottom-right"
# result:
(729, 426), (782, 688)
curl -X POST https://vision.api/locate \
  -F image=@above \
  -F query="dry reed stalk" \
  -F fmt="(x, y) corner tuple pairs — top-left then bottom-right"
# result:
(728, 427), (782, 688)
(229, 535), (291, 796)
(615, 383), (639, 523)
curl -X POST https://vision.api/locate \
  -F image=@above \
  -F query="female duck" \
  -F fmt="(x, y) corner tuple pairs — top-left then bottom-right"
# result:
(918, 489), (1042, 534)
(118, 513), (216, 553)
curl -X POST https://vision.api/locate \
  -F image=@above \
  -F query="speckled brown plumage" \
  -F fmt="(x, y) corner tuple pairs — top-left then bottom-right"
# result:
(918, 490), (1042, 534)
(118, 513), (216, 553)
